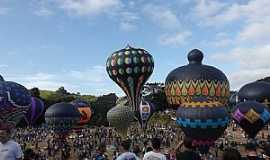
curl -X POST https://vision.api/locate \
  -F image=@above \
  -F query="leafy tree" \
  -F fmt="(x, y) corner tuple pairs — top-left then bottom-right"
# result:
(56, 86), (69, 95)
(29, 87), (41, 98)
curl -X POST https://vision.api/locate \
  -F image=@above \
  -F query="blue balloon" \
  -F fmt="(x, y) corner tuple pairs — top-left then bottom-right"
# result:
(138, 99), (155, 130)
(0, 81), (31, 125)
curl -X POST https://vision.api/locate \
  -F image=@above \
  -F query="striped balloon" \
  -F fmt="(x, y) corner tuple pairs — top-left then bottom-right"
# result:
(176, 97), (229, 147)
(26, 97), (45, 126)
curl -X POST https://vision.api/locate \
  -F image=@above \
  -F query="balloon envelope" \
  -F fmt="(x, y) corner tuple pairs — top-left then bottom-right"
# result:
(107, 105), (134, 138)
(45, 102), (80, 134)
(229, 92), (239, 106)
(26, 97), (45, 125)
(138, 99), (155, 129)
(70, 99), (92, 126)
(0, 75), (4, 81)
(106, 45), (154, 111)
(0, 81), (31, 125)
(176, 97), (229, 147)
(165, 49), (230, 109)
(232, 101), (270, 138)
(238, 81), (270, 107)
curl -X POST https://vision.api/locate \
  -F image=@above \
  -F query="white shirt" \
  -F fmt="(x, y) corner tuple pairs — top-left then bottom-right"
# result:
(0, 140), (23, 160)
(116, 152), (140, 160)
(143, 151), (166, 160)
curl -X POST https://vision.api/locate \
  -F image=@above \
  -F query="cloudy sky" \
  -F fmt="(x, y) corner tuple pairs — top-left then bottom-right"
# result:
(0, 0), (269, 96)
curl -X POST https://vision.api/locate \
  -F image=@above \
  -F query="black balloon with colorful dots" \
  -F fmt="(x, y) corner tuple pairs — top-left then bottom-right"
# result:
(106, 45), (154, 112)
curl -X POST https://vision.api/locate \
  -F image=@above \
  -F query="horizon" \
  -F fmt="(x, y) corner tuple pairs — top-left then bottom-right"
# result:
(1, 0), (269, 96)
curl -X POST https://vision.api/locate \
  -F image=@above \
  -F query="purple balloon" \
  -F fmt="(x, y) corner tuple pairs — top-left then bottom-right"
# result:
(0, 81), (31, 124)
(26, 97), (45, 125)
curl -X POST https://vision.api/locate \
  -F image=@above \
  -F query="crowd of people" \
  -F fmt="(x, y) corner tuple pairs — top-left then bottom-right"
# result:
(1, 121), (270, 160)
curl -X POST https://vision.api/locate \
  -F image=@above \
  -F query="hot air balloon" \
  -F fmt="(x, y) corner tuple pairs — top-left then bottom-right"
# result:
(0, 80), (31, 125)
(229, 92), (239, 106)
(70, 99), (92, 126)
(0, 75), (4, 81)
(26, 97), (45, 126)
(138, 99), (155, 130)
(165, 49), (230, 109)
(238, 81), (270, 108)
(176, 97), (229, 147)
(107, 105), (134, 138)
(232, 101), (270, 139)
(45, 102), (80, 137)
(106, 45), (154, 112)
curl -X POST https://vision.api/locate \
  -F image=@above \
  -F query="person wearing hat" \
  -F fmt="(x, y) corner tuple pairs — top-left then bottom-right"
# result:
(0, 122), (23, 160)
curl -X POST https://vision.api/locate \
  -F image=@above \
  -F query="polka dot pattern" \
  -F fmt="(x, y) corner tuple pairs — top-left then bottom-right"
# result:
(106, 45), (154, 111)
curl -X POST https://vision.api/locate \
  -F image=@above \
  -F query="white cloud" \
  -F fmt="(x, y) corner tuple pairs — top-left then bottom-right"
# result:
(34, 8), (54, 17)
(143, 4), (181, 30)
(212, 45), (270, 70)
(25, 81), (75, 91)
(0, 7), (10, 15)
(194, 0), (227, 18)
(237, 21), (270, 44)
(208, 32), (233, 48)
(3, 65), (112, 95)
(118, 11), (138, 31)
(211, 45), (270, 90)
(229, 68), (270, 90)
(57, 0), (122, 16)
(69, 65), (108, 83)
(0, 64), (8, 68)
(159, 31), (191, 47)
(194, 0), (270, 26)
(119, 22), (136, 31)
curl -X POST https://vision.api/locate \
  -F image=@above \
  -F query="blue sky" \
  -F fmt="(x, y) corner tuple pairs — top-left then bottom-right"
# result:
(0, 0), (270, 96)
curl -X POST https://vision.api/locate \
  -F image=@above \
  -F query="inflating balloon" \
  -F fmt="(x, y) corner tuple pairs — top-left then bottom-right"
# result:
(165, 49), (230, 109)
(70, 99), (92, 126)
(0, 80), (31, 125)
(106, 45), (154, 111)
(116, 96), (129, 106)
(232, 101), (270, 139)
(238, 81), (270, 108)
(176, 97), (229, 147)
(107, 105), (134, 138)
(26, 97), (45, 126)
(138, 99), (155, 130)
(45, 102), (80, 136)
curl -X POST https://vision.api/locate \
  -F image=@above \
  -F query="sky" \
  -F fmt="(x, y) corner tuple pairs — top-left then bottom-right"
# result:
(0, 0), (270, 96)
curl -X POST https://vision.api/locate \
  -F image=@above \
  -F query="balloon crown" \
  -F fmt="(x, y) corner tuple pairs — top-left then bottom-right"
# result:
(0, 75), (4, 81)
(125, 44), (132, 49)
(188, 49), (204, 65)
